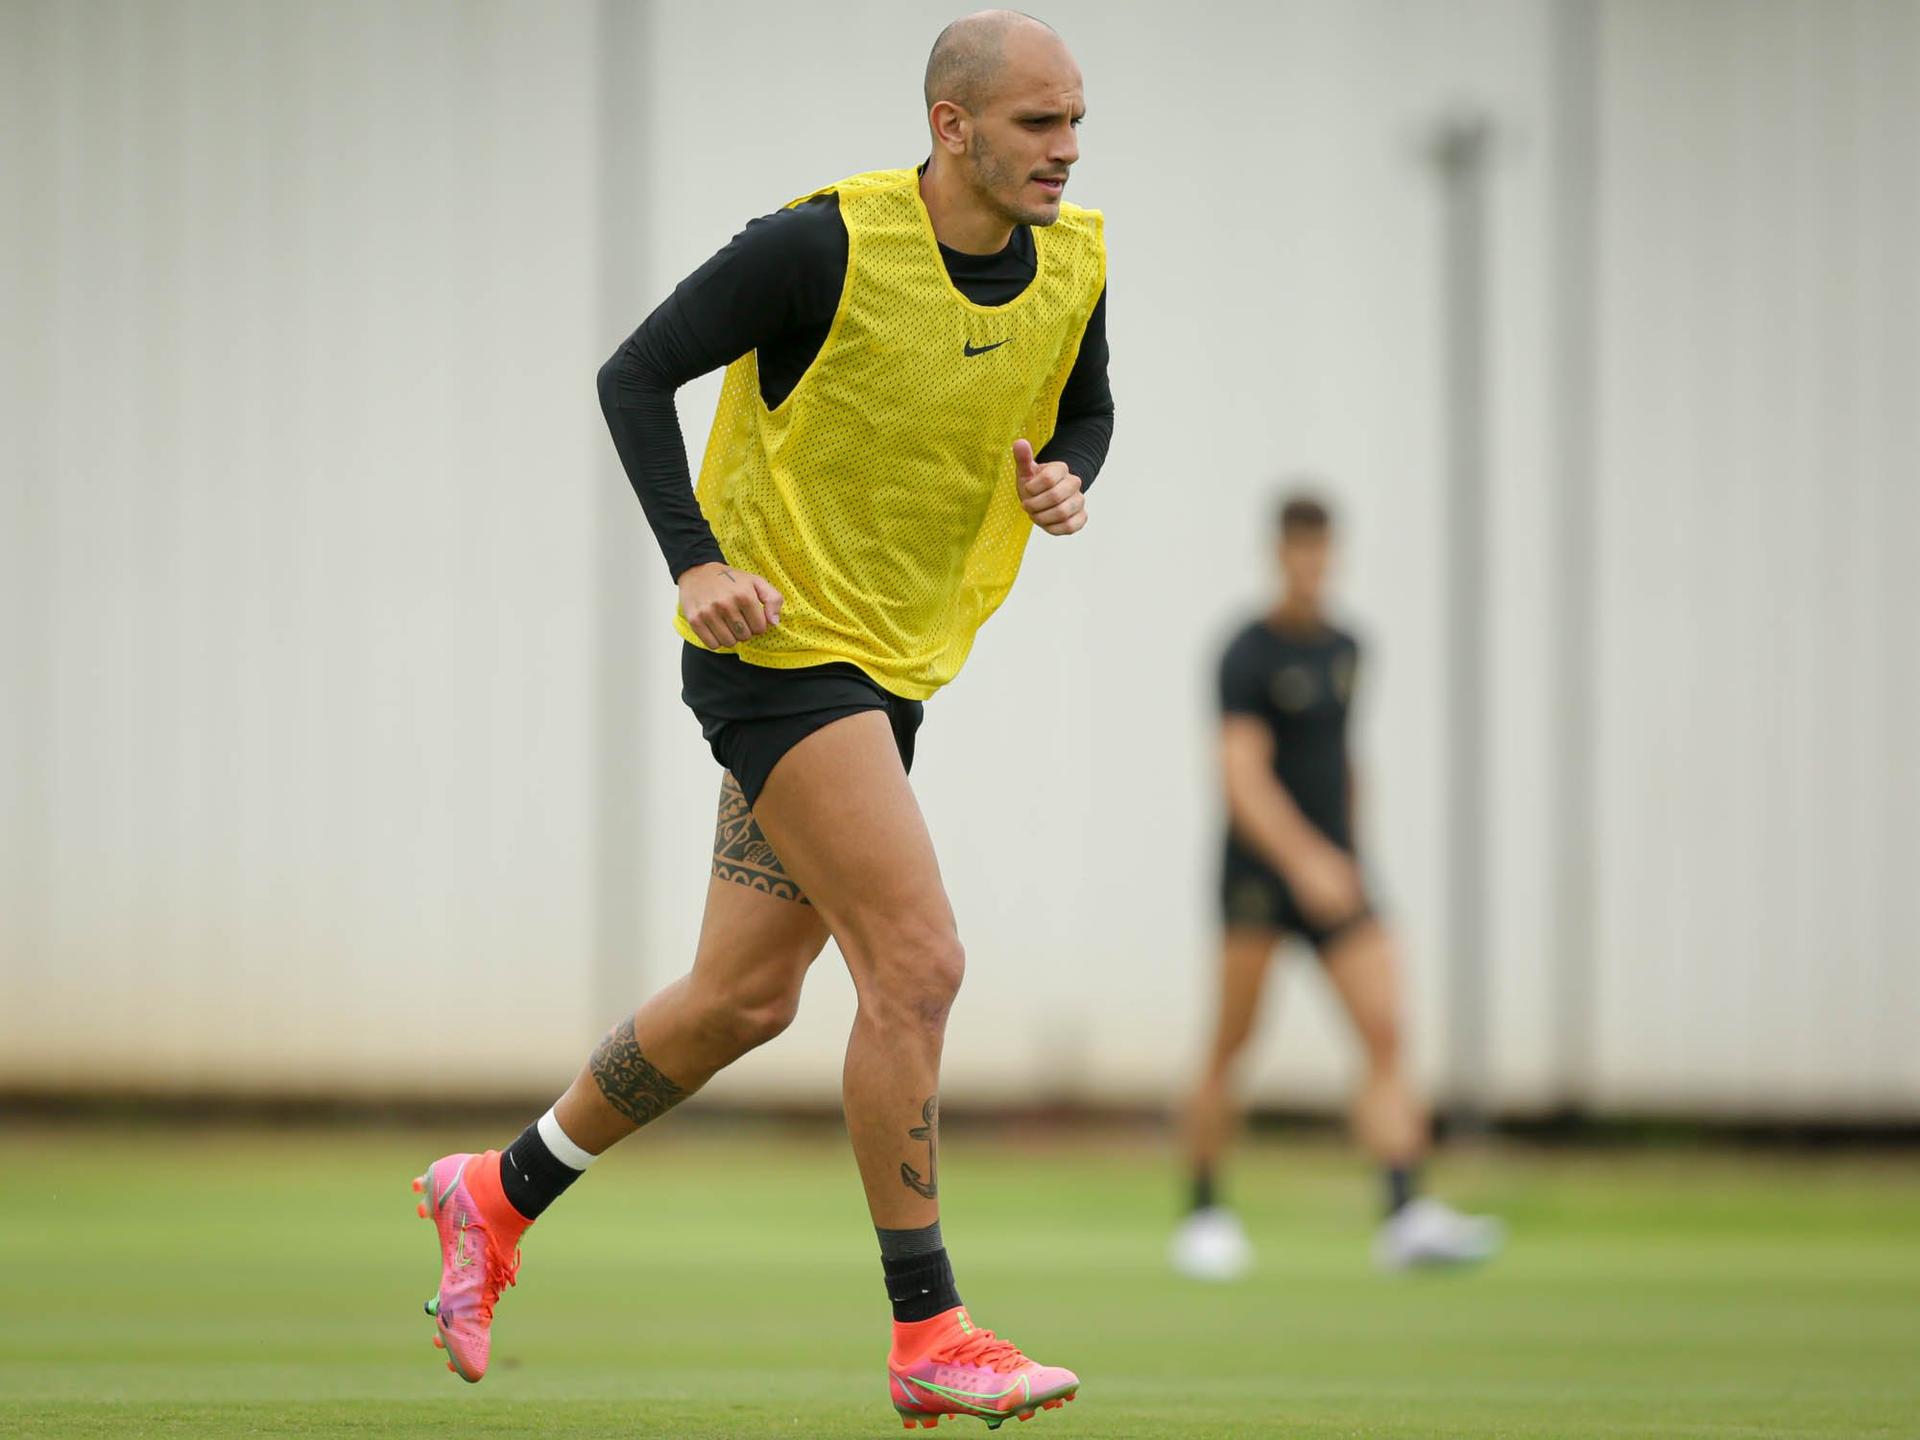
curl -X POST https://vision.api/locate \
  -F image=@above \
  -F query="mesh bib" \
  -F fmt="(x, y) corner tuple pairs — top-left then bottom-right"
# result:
(676, 167), (1107, 700)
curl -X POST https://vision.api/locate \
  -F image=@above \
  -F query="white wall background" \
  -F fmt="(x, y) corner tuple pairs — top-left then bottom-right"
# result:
(1, 0), (607, 1094)
(3, 0), (1913, 1116)
(1587, 0), (1920, 1114)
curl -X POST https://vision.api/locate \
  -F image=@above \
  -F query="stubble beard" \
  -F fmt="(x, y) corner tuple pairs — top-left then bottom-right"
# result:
(967, 129), (1060, 230)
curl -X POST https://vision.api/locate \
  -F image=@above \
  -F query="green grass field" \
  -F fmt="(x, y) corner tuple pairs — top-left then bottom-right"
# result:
(3, 1123), (1916, 1438)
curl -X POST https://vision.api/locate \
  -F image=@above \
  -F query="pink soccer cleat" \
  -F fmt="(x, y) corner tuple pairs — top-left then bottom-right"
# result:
(410, 1150), (526, 1382)
(888, 1306), (1080, 1429)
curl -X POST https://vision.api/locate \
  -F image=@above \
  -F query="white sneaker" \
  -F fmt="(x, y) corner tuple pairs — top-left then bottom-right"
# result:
(1373, 1197), (1505, 1271)
(1170, 1206), (1254, 1281)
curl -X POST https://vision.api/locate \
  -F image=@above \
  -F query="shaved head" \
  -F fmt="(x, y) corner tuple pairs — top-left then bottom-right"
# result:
(920, 9), (1083, 243)
(923, 9), (1058, 112)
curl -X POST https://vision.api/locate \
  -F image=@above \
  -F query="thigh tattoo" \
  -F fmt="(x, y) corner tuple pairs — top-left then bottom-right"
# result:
(712, 773), (810, 905)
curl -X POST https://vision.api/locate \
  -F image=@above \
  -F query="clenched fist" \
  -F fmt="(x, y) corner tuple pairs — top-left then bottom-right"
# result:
(678, 562), (783, 650)
(1284, 839), (1367, 930)
(1013, 438), (1088, 536)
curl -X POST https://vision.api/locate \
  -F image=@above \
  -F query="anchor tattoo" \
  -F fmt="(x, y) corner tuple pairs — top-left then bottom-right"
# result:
(900, 1095), (938, 1199)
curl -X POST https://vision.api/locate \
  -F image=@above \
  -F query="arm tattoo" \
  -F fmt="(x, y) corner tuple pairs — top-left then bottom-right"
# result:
(589, 1016), (687, 1128)
(713, 773), (810, 905)
(900, 1095), (938, 1199)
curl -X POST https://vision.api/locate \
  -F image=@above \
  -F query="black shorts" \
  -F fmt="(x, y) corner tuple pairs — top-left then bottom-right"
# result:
(1220, 837), (1374, 956)
(681, 643), (924, 808)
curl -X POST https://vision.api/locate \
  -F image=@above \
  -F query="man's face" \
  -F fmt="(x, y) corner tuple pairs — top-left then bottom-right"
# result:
(961, 37), (1084, 228)
(1279, 530), (1334, 607)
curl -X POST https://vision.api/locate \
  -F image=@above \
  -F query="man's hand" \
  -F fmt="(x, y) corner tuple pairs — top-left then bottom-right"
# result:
(677, 562), (783, 650)
(1014, 438), (1088, 536)
(1284, 838), (1367, 929)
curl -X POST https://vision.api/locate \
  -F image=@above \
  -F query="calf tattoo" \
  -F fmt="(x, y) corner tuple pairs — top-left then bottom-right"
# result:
(589, 1016), (687, 1127)
(900, 1095), (939, 1199)
(712, 773), (810, 905)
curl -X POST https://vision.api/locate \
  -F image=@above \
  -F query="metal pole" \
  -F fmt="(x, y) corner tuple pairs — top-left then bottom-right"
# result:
(1549, 0), (1602, 1116)
(1429, 111), (1494, 1128)
(592, 0), (648, 1030)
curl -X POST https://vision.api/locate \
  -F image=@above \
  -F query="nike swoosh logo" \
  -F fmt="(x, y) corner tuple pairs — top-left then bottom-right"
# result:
(434, 1157), (469, 1211)
(962, 339), (1009, 357)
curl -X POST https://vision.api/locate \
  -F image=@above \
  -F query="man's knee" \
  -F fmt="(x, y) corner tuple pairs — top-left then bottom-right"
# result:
(1209, 1016), (1255, 1070)
(725, 985), (805, 1052)
(690, 955), (814, 1056)
(693, 990), (800, 1056)
(1355, 1011), (1402, 1071)
(850, 921), (966, 1030)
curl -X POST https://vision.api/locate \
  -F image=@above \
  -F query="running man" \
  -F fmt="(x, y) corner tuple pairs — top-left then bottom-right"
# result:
(1171, 494), (1501, 1279)
(412, 12), (1108, 1429)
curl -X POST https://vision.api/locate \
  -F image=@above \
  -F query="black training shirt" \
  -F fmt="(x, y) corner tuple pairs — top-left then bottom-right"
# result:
(1218, 619), (1361, 853)
(597, 191), (1114, 580)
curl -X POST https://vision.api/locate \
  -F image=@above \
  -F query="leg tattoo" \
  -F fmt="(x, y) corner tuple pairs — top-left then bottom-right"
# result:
(589, 1016), (687, 1128)
(900, 1095), (939, 1199)
(712, 773), (810, 905)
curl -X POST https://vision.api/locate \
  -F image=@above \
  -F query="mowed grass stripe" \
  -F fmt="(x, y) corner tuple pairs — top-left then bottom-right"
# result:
(2, 1127), (1915, 1437)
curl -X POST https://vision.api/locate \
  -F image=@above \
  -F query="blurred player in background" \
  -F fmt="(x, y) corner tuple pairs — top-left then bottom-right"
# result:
(1172, 493), (1502, 1279)
(410, 10), (1107, 1429)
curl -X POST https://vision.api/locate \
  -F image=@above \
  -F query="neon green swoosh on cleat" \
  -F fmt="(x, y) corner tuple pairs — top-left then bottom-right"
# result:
(434, 1158), (469, 1212)
(901, 1373), (1031, 1415)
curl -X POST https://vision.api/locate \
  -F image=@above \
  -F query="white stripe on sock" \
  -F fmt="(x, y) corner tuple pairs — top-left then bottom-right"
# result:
(537, 1106), (598, 1171)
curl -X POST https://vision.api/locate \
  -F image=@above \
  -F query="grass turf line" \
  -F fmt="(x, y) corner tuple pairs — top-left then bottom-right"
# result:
(2, 1126), (1916, 1437)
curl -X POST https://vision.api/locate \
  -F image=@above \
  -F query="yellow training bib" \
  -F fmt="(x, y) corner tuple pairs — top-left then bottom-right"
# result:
(676, 167), (1106, 700)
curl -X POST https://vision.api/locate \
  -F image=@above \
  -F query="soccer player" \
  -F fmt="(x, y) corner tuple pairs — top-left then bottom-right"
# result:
(411, 12), (1107, 1429)
(1170, 494), (1502, 1279)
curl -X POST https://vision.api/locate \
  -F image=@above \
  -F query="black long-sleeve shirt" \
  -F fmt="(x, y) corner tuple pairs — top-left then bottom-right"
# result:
(598, 192), (1114, 580)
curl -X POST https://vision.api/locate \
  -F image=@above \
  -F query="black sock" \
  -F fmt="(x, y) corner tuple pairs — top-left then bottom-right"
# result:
(1191, 1166), (1218, 1213)
(1385, 1164), (1419, 1218)
(879, 1222), (962, 1323)
(499, 1121), (585, 1221)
